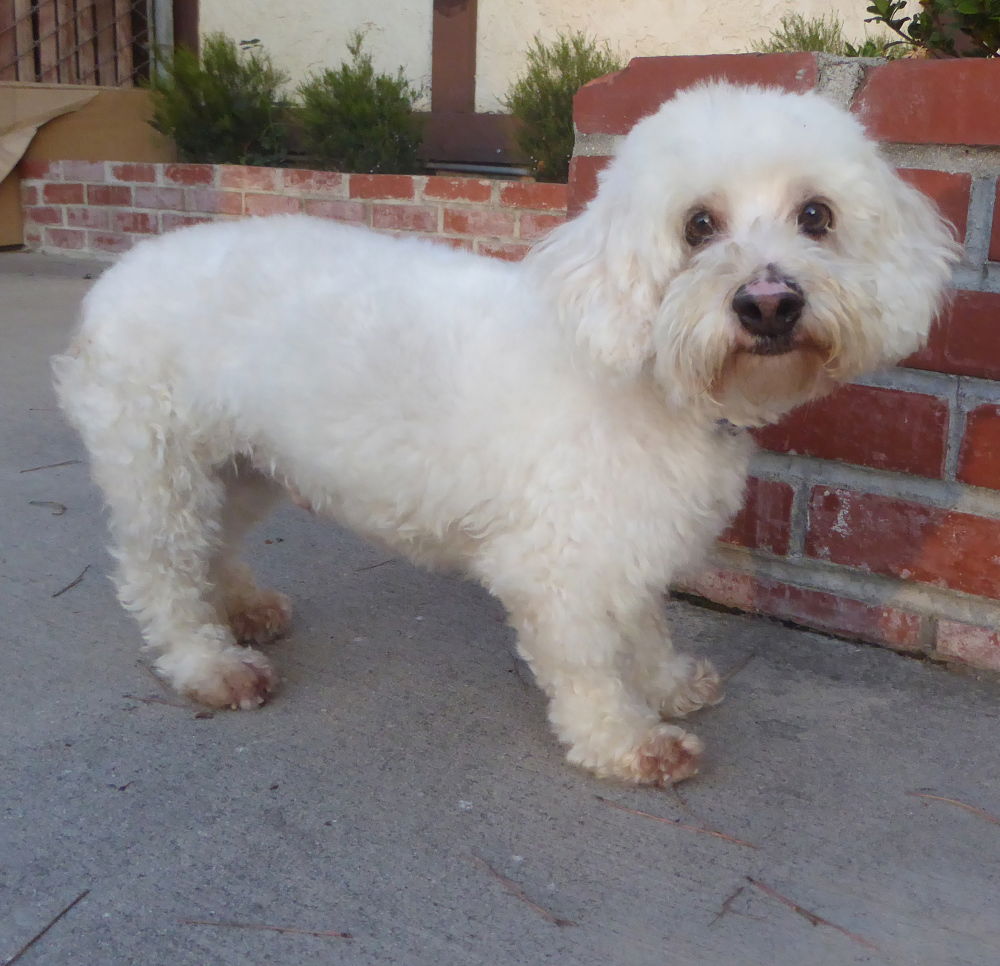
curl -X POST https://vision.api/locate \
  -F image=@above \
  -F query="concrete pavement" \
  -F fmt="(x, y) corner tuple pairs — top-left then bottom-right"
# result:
(2, 251), (999, 966)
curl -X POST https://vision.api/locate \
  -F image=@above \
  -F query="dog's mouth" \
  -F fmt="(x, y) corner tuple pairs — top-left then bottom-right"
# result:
(736, 330), (823, 357)
(747, 333), (796, 356)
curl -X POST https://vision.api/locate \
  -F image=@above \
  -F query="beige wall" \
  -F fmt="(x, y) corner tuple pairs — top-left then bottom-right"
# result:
(199, 0), (433, 106)
(476, 0), (882, 111)
(199, 1), (883, 114)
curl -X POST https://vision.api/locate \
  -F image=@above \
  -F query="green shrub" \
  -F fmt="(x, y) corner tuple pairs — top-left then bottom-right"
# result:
(294, 31), (423, 174)
(865, 0), (1000, 57)
(750, 12), (893, 56)
(148, 33), (289, 166)
(504, 32), (624, 183)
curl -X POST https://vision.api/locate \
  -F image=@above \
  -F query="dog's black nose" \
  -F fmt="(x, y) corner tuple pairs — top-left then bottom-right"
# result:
(732, 278), (804, 338)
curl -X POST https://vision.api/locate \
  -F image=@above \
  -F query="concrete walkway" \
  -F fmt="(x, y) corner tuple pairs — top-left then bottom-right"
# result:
(3, 251), (999, 966)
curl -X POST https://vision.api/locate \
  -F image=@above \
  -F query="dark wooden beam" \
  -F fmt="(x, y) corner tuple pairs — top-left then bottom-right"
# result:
(432, 0), (477, 114)
(173, 0), (199, 53)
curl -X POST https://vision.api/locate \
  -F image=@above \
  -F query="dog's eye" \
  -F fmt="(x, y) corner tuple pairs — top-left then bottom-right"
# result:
(798, 200), (834, 237)
(685, 210), (718, 247)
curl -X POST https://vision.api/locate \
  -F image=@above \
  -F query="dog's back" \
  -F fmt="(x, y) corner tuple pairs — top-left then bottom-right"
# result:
(55, 215), (536, 474)
(53, 215), (589, 560)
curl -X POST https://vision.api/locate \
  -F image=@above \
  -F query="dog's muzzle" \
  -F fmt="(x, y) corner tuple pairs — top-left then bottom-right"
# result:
(732, 271), (804, 355)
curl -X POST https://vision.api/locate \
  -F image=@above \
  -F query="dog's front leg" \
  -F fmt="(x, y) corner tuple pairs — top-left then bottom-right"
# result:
(625, 602), (723, 720)
(504, 592), (704, 785)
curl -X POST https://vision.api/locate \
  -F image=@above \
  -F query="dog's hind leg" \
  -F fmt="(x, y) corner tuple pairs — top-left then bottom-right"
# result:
(77, 403), (278, 709)
(495, 582), (704, 786)
(211, 459), (292, 646)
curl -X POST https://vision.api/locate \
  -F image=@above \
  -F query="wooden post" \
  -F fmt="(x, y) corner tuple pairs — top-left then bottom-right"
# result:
(36, 0), (60, 81)
(13, 0), (34, 80)
(431, 0), (477, 114)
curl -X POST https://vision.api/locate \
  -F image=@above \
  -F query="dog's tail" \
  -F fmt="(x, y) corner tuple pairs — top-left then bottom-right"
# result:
(52, 341), (89, 438)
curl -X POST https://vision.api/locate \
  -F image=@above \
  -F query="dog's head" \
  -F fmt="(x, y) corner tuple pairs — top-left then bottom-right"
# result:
(527, 83), (960, 426)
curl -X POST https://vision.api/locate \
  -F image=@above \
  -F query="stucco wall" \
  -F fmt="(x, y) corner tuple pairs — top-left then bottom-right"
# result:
(198, 0), (433, 106)
(199, 1), (885, 113)
(476, 0), (880, 111)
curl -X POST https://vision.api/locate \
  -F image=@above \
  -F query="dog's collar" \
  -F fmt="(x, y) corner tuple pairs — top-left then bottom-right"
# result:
(715, 418), (750, 437)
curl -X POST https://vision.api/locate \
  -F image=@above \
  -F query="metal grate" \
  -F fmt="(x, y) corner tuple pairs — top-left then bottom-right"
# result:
(0, 1), (152, 87)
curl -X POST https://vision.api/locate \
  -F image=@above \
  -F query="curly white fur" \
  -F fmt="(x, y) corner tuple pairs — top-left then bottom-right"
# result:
(54, 84), (957, 785)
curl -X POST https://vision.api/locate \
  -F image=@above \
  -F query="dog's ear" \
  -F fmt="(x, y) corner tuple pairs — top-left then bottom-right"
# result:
(526, 167), (681, 378)
(855, 161), (962, 363)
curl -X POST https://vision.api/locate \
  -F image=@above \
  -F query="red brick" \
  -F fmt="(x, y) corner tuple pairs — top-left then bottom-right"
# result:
(43, 183), (84, 205)
(957, 405), (1000, 489)
(132, 185), (185, 210)
(164, 164), (215, 186)
(423, 176), (492, 203)
(184, 188), (243, 216)
(348, 174), (415, 200)
(111, 211), (158, 234)
(88, 232), (135, 254)
(88, 184), (132, 206)
(774, 586), (926, 650)
(110, 163), (157, 183)
(854, 60), (1000, 146)
(65, 207), (110, 230)
(754, 581), (926, 650)
(18, 159), (54, 179)
(371, 203), (438, 232)
(444, 207), (516, 238)
(568, 155), (610, 215)
(906, 291), (1000, 381)
(302, 199), (367, 223)
(44, 228), (86, 250)
(519, 211), (566, 241)
(678, 568), (757, 611)
(220, 165), (279, 191)
(24, 206), (63, 226)
(806, 488), (1000, 599)
(20, 184), (38, 206)
(896, 169), (971, 243)
(436, 237), (475, 252)
(383, 230), (435, 244)
(23, 228), (42, 248)
(991, 182), (1000, 262)
(679, 568), (927, 650)
(161, 213), (214, 232)
(244, 193), (301, 216)
(935, 621), (1000, 672)
(720, 477), (794, 556)
(281, 169), (346, 194)
(753, 385), (949, 478)
(477, 240), (531, 261)
(500, 182), (568, 210)
(574, 53), (820, 135)
(60, 160), (106, 182)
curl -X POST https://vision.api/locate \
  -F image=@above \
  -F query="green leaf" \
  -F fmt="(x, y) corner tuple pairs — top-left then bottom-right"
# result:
(147, 33), (289, 166)
(292, 31), (423, 174)
(502, 31), (623, 182)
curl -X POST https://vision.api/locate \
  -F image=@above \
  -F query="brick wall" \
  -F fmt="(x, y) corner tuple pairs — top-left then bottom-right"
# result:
(18, 161), (567, 262)
(574, 53), (1000, 671)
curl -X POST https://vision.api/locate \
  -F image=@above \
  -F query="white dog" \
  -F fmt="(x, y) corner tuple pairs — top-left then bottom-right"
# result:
(55, 84), (957, 785)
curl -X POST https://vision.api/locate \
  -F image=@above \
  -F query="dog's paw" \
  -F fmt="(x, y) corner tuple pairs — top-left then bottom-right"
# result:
(659, 659), (723, 719)
(567, 722), (703, 786)
(156, 645), (278, 710)
(623, 725), (703, 786)
(227, 590), (292, 645)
